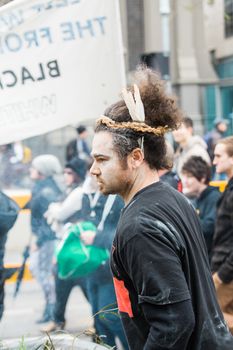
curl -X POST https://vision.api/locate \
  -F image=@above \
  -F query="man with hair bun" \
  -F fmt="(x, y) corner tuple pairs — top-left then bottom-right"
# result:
(90, 67), (233, 349)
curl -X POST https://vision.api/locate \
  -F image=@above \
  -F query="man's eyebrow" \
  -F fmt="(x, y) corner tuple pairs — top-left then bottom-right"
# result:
(91, 153), (109, 158)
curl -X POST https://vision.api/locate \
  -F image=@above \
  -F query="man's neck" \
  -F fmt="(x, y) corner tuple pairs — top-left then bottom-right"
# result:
(197, 183), (208, 197)
(123, 166), (159, 205)
(226, 168), (233, 180)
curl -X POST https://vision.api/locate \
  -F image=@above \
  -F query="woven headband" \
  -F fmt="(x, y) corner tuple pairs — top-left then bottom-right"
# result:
(97, 84), (171, 136)
(96, 116), (171, 136)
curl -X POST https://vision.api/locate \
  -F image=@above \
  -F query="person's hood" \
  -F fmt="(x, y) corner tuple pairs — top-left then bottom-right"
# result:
(187, 135), (208, 150)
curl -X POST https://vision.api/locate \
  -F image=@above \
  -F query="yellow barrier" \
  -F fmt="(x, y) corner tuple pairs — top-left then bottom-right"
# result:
(5, 263), (33, 283)
(4, 189), (31, 209)
(4, 182), (227, 285)
(209, 180), (227, 193)
(4, 189), (32, 283)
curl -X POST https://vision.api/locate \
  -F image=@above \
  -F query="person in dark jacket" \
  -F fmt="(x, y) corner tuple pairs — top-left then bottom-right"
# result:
(0, 192), (19, 321)
(28, 155), (63, 323)
(41, 158), (88, 332)
(82, 194), (128, 349)
(43, 176), (127, 349)
(65, 125), (91, 163)
(90, 67), (233, 349)
(181, 156), (220, 257)
(212, 136), (233, 333)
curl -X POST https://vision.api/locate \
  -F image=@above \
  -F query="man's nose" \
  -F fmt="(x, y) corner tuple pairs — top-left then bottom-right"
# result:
(90, 162), (99, 175)
(89, 162), (95, 174)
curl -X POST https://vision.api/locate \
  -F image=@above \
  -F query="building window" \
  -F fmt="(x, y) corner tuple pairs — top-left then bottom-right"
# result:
(225, 0), (233, 38)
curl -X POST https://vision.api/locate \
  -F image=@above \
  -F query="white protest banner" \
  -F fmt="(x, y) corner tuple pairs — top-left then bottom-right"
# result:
(0, 0), (126, 145)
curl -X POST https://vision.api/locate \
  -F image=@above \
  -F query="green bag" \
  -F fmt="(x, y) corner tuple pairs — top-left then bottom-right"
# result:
(56, 221), (109, 279)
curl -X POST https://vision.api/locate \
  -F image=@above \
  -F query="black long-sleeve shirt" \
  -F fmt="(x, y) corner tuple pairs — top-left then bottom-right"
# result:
(111, 182), (233, 349)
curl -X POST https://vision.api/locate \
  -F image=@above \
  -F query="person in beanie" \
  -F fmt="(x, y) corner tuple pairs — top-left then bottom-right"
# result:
(64, 156), (87, 189)
(41, 157), (88, 332)
(90, 67), (233, 349)
(45, 156), (87, 235)
(28, 155), (63, 324)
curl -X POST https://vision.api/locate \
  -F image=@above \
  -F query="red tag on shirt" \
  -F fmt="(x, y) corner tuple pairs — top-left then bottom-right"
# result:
(113, 277), (133, 318)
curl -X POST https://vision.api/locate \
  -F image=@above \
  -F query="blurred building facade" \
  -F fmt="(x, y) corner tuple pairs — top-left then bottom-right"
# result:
(121, 0), (233, 134)
(204, 0), (233, 130)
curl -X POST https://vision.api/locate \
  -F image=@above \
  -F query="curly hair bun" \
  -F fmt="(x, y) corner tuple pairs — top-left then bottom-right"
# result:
(133, 65), (183, 131)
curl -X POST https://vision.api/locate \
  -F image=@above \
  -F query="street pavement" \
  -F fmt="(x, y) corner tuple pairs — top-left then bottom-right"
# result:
(1, 213), (93, 343)
(0, 279), (93, 343)
(0, 196), (124, 349)
(1, 210), (94, 344)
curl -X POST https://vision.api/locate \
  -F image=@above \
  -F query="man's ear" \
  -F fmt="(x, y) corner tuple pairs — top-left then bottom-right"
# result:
(128, 148), (144, 169)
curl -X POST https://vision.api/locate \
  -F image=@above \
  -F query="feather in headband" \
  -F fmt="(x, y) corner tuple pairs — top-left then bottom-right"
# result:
(96, 84), (171, 136)
(121, 84), (145, 122)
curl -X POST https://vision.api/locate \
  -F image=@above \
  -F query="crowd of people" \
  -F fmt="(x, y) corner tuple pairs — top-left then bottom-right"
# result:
(1, 67), (233, 349)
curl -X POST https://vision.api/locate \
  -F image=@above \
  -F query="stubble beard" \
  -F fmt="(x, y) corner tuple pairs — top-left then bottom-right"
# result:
(97, 177), (124, 196)
(98, 183), (119, 196)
